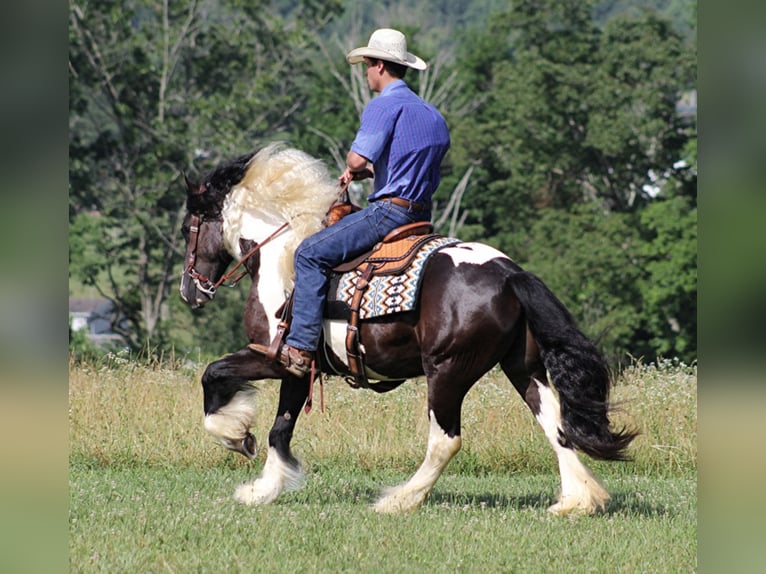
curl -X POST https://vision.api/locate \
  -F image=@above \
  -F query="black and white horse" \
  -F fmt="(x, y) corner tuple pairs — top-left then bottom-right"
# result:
(179, 144), (636, 514)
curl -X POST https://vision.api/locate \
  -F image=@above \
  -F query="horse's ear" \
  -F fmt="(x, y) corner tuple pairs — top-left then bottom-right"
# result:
(183, 172), (194, 193)
(183, 172), (205, 196)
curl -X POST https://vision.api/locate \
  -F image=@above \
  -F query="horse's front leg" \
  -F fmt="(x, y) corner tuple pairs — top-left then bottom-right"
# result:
(201, 347), (281, 459)
(234, 375), (310, 506)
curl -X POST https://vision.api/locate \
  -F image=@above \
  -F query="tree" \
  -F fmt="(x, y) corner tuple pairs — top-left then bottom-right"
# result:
(445, 0), (696, 363)
(585, 10), (694, 211)
(523, 204), (644, 365)
(69, 0), (339, 353)
(69, 0), (697, 364)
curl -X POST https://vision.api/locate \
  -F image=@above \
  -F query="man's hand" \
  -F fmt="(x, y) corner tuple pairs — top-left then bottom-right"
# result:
(339, 166), (373, 186)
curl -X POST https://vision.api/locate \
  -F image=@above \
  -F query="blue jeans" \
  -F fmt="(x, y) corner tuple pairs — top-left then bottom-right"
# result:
(285, 200), (430, 351)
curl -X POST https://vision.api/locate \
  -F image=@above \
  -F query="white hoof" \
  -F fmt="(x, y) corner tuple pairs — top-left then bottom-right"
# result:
(232, 446), (304, 506)
(373, 487), (427, 514)
(234, 480), (279, 506)
(547, 489), (609, 516)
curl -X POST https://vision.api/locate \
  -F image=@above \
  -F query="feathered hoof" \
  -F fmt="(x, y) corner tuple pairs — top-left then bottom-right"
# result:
(233, 481), (280, 506)
(373, 488), (427, 514)
(547, 493), (607, 516)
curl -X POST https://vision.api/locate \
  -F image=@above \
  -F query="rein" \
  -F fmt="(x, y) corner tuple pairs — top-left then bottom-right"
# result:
(185, 182), (351, 297)
(184, 214), (289, 297)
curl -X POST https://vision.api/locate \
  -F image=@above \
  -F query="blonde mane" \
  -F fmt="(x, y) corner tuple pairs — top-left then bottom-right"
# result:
(221, 144), (340, 288)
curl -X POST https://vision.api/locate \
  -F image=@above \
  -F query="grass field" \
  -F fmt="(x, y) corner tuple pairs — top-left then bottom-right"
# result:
(69, 357), (697, 572)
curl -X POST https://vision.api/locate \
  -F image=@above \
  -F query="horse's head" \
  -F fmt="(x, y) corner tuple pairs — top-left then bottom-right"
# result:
(180, 145), (342, 308)
(179, 152), (260, 308)
(179, 175), (233, 308)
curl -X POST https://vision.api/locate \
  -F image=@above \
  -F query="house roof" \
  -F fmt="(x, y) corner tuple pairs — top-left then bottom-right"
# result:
(69, 297), (112, 314)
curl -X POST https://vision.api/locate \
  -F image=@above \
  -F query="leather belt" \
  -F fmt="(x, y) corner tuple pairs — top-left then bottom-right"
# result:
(375, 196), (431, 212)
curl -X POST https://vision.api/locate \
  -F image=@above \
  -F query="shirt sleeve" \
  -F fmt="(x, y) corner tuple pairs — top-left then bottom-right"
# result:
(350, 97), (398, 163)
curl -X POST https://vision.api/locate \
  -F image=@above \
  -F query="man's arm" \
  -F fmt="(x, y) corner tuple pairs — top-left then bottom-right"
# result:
(339, 150), (373, 185)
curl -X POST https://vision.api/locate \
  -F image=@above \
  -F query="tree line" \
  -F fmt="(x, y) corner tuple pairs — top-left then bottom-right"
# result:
(69, 0), (697, 367)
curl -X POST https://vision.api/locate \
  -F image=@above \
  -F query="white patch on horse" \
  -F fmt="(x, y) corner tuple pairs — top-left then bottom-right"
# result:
(234, 446), (304, 506)
(220, 145), (338, 311)
(203, 386), (257, 445)
(324, 320), (395, 381)
(222, 205), (296, 340)
(441, 242), (509, 266)
(533, 377), (610, 515)
(255, 237), (295, 340)
(374, 410), (462, 513)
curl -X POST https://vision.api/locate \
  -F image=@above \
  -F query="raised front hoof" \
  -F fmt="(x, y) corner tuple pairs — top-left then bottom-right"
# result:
(219, 432), (258, 460)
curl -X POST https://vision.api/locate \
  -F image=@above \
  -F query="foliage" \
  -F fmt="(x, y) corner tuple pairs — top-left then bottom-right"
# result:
(445, 0), (696, 363)
(636, 196), (697, 360)
(68, 321), (104, 364)
(451, 1), (694, 216)
(521, 204), (642, 363)
(69, 0), (697, 365)
(69, 0), (340, 355)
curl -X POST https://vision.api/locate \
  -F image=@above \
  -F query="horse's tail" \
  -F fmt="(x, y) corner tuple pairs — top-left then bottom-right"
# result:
(508, 271), (637, 461)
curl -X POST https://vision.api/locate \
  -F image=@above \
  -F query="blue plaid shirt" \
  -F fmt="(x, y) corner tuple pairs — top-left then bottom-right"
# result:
(350, 80), (450, 203)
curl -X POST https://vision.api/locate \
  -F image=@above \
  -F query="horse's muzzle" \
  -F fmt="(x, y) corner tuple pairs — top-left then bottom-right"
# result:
(179, 273), (215, 308)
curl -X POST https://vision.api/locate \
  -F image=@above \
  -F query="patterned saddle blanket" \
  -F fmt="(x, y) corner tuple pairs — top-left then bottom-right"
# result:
(325, 235), (460, 320)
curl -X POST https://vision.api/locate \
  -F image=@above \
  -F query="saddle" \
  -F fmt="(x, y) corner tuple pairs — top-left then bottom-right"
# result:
(335, 222), (435, 273)
(266, 221), (444, 391)
(332, 222), (438, 387)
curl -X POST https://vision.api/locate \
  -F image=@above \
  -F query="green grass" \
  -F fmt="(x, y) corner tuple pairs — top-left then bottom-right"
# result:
(69, 358), (697, 572)
(70, 465), (695, 573)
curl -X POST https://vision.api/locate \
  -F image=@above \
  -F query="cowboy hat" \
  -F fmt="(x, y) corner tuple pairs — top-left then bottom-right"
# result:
(346, 28), (427, 71)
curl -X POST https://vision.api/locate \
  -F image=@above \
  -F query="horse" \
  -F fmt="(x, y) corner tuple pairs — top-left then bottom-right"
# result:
(179, 144), (636, 515)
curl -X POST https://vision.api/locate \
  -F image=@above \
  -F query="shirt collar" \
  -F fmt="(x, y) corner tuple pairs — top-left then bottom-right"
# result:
(380, 79), (407, 97)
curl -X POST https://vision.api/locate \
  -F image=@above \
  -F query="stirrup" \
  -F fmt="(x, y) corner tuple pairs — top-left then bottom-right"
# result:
(248, 342), (313, 378)
(278, 345), (314, 378)
(248, 342), (272, 356)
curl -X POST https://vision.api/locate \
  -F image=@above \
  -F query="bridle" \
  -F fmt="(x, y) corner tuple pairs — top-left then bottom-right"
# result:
(183, 213), (289, 297)
(183, 180), (350, 298)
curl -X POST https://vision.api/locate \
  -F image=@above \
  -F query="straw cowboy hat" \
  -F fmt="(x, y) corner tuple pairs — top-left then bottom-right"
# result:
(346, 28), (427, 71)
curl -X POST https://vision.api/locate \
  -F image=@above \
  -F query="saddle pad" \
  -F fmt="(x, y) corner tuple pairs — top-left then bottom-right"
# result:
(327, 236), (461, 320)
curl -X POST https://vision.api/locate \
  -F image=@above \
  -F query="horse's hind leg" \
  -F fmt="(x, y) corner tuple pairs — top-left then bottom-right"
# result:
(374, 407), (463, 514)
(531, 375), (609, 514)
(503, 360), (609, 515)
(234, 375), (309, 506)
(374, 368), (471, 514)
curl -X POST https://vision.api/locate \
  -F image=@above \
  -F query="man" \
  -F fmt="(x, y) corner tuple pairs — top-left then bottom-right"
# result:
(272, 28), (451, 377)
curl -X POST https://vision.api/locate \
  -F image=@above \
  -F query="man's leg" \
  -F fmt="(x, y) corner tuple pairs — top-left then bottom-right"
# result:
(283, 202), (420, 367)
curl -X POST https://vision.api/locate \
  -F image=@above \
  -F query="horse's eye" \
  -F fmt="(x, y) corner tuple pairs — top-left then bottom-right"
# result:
(181, 225), (189, 240)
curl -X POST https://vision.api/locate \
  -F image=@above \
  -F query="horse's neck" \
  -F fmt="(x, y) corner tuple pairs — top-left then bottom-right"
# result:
(222, 179), (330, 340)
(226, 213), (295, 340)
(254, 234), (293, 314)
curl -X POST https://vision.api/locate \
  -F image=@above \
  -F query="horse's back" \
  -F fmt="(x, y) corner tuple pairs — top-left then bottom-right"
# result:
(351, 239), (526, 380)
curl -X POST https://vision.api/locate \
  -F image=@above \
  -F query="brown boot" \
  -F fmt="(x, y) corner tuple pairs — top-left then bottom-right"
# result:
(278, 345), (314, 378)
